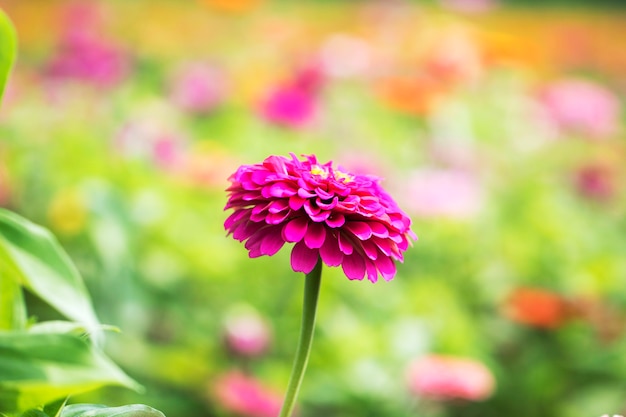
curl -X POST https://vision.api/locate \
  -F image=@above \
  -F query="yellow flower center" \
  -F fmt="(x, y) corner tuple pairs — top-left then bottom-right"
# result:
(310, 165), (329, 179)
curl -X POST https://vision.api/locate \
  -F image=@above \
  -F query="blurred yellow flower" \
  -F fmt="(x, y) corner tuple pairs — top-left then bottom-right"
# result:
(47, 189), (87, 235)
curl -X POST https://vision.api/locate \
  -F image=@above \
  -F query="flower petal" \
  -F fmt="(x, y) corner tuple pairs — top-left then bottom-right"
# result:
(304, 222), (326, 249)
(345, 221), (373, 240)
(282, 217), (308, 242)
(341, 253), (366, 280)
(291, 241), (319, 273)
(325, 213), (345, 228)
(260, 229), (286, 256)
(375, 255), (397, 281)
(319, 233), (343, 267)
(338, 232), (354, 255)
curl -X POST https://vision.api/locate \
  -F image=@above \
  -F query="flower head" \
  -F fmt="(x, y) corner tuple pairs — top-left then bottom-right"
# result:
(406, 355), (495, 401)
(224, 154), (416, 282)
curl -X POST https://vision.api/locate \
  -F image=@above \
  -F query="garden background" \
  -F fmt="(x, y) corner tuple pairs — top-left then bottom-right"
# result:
(1, 0), (625, 416)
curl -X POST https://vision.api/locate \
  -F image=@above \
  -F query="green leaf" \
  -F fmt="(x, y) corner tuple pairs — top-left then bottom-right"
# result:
(27, 322), (120, 338)
(0, 209), (101, 339)
(59, 404), (165, 417)
(0, 333), (141, 413)
(43, 398), (68, 417)
(0, 8), (17, 102)
(0, 274), (26, 331)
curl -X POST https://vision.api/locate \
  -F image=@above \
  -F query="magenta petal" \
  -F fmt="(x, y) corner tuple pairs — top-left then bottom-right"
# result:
(291, 241), (319, 273)
(375, 256), (397, 281)
(304, 222), (326, 249)
(266, 210), (291, 225)
(319, 234), (343, 267)
(360, 239), (379, 260)
(260, 229), (286, 256)
(309, 210), (331, 222)
(365, 260), (379, 283)
(268, 199), (289, 213)
(325, 213), (345, 228)
(289, 195), (306, 210)
(345, 221), (373, 240)
(224, 209), (249, 232)
(282, 217), (308, 242)
(369, 222), (390, 238)
(338, 232), (354, 255)
(341, 253), (366, 280)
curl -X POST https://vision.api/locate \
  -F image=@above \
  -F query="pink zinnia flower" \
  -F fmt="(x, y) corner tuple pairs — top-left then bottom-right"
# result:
(537, 79), (621, 139)
(224, 154), (416, 282)
(212, 371), (284, 417)
(407, 355), (495, 401)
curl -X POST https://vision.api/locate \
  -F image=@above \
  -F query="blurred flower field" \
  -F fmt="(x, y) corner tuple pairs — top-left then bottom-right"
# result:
(1, 0), (626, 416)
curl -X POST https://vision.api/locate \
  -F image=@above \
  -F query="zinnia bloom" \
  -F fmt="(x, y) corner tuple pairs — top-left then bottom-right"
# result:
(224, 154), (416, 282)
(406, 355), (495, 401)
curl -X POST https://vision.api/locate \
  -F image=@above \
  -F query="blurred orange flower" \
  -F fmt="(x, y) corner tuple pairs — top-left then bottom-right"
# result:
(376, 75), (444, 116)
(197, 0), (263, 13)
(503, 287), (572, 329)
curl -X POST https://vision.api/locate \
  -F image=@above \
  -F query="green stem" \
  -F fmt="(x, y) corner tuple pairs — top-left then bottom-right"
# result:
(278, 259), (322, 417)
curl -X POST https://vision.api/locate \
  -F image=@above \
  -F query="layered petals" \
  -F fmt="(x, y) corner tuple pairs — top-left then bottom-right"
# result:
(225, 154), (416, 282)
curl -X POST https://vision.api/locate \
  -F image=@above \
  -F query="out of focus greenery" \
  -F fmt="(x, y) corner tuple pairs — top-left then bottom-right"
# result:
(1, 1), (625, 416)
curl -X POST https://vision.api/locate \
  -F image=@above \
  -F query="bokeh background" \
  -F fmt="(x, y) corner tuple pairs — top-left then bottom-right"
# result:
(1, 0), (625, 416)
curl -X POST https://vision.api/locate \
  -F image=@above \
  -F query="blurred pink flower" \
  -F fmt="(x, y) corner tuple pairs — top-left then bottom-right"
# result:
(258, 64), (326, 129)
(574, 163), (617, 202)
(212, 371), (284, 417)
(44, 2), (129, 87)
(114, 121), (186, 170)
(403, 169), (483, 219)
(258, 85), (317, 129)
(407, 355), (495, 401)
(537, 79), (621, 139)
(224, 154), (416, 282)
(45, 31), (130, 87)
(223, 307), (272, 357)
(169, 63), (227, 114)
